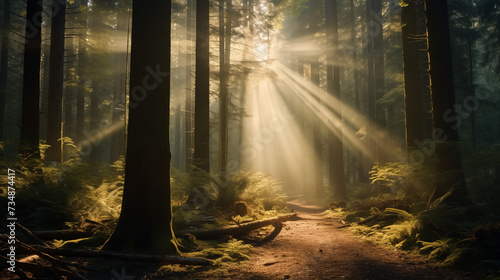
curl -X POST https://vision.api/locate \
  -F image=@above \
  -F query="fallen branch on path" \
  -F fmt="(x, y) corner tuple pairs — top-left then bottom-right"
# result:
(180, 213), (297, 240)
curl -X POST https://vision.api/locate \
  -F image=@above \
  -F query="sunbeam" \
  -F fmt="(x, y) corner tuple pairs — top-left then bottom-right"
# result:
(241, 61), (403, 195)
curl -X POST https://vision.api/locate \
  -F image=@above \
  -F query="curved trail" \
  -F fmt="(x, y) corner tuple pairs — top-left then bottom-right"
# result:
(211, 200), (478, 280)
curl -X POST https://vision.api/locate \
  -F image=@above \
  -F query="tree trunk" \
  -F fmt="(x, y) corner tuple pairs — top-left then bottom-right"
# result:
(239, 0), (254, 168)
(194, 0), (211, 173)
(174, 104), (182, 169)
(326, 0), (346, 201)
(76, 30), (86, 144)
(365, 0), (377, 173)
(103, 0), (179, 255)
(89, 82), (100, 162)
(185, 0), (195, 169)
(219, 0), (228, 174)
(109, 7), (129, 164)
(19, 0), (42, 156)
(0, 0), (11, 141)
(372, 0), (386, 135)
(424, 0), (470, 204)
(311, 61), (323, 197)
(64, 37), (75, 141)
(402, 0), (424, 159)
(45, 0), (66, 162)
(349, 0), (361, 182)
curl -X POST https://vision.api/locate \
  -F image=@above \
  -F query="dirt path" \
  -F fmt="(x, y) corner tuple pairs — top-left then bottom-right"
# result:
(208, 200), (479, 280)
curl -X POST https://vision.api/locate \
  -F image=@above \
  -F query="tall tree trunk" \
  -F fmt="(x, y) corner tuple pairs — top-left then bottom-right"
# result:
(219, 0), (228, 174)
(109, 7), (130, 164)
(174, 104), (182, 169)
(402, 0), (424, 159)
(76, 36), (86, 144)
(89, 82), (100, 162)
(366, 0), (386, 166)
(311, 61), (323, 197)
(0, 0), (10, 141)
(365, 0), (376, 171)
(221, 0), (232, 174)
(239, 0), (253, 168)
(193, 0), (210, 173)
(64, 36), (75, 141)
(45, 0), (66, 162)
(103, 0), (179, 255)
(350, 0), (360, 111)
(349, 0), (361, 182)
(425, 0), (469, 204)
(185, 0), (195, 169)
(371, 0), (385, 135)
(326, 0), (346, 201)
(20, 0), (42, 156)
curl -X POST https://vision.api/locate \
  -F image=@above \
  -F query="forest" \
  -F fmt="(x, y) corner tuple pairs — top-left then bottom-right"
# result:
(0, 0), (499, 279)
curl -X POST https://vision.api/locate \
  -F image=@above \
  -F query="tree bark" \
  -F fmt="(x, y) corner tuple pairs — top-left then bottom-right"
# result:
(102, 0), (179, 255)
(45, 0), (67, 162)
(424, 0), (470, 204)
(326, 0), (346, 201)
(193, 0), (211, 173)
(20, 0), (42, 156)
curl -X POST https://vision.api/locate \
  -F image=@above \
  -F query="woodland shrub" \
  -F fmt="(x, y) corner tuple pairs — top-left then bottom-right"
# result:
(0, 141), (125, 230)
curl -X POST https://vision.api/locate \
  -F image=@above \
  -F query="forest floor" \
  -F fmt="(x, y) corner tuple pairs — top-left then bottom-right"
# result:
(84, 200), (483, 280)
(189, 199), (481, 280)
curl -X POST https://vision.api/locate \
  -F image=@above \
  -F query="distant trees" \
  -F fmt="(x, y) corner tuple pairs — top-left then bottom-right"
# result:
(103, 0), (179, 254)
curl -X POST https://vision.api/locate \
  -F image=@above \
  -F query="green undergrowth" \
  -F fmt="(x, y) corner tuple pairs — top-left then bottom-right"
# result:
(324, 197), (500, 278)
(171, 169), (290, 230)
(0, 141), (125, 230)
(154, 239), (253, 278)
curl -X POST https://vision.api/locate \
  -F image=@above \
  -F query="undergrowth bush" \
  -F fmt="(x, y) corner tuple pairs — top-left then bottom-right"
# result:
(155, 239), (253, 278)
(238, 171), (287, 211)
(171, 170), (288, 230)
(0, 142), (125, 230)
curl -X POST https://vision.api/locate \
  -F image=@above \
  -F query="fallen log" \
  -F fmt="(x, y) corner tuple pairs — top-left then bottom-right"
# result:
(259, 222), (284, 244)
(31, 230), (94, 240)
(31, 246), (211, 266)
(180, 213), (297, 240)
